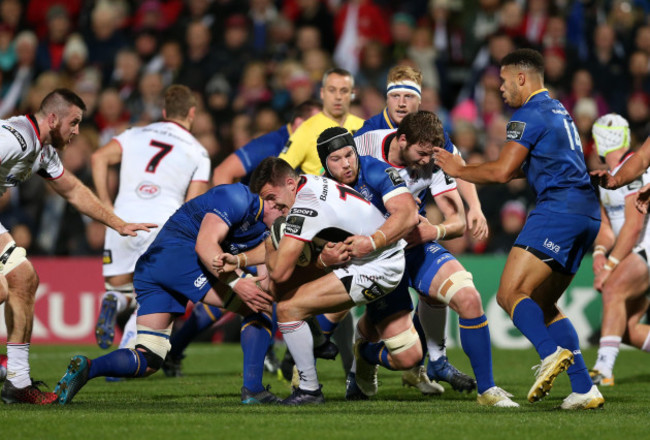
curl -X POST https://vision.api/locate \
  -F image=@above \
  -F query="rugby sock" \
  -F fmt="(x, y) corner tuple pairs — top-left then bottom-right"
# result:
(88, 348), (148, 379)
(278, 320), (319, 391)
(511, 297), (558, 359)
(169, 304), (223, 358)
(418, 300), (447, 361)
(547, 317), (592, 393)
(117, 311), (138, 349)
(593, 335), (621, 377)
(316, 314), (338, 341)
(359, 341), (395, 370)
(240, 313), (272, 393)
(459, 315), (495, 394)
(6, 343), (30, 388)
(412, 311), (427, 367)
(642, 331), (650, 352)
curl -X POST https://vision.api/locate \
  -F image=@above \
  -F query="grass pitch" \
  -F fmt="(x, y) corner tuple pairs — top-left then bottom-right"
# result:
(3, 344), (648, 440)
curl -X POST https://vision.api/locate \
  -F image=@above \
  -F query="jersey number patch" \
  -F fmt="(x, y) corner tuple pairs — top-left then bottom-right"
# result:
(146, 140), (174, 173)
(336, 184), (370, 204)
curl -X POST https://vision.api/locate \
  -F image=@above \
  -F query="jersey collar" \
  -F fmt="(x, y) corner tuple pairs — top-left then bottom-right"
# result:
(26, 114), (41, 143)
(255, 196), (263, 221)
(381, 132), (403, 168)
(382, 108), (396, 129)
(523, 88), (549, 105)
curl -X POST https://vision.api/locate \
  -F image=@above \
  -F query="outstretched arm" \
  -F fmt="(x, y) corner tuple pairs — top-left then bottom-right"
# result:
(592, 137), (650, 190)
(212, 154), (247, 186)
(90, 139), (122, 208)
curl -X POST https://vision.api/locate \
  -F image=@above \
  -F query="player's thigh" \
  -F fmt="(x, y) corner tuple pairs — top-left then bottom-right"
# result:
(624, 295), (650, 347)
(406, 242), (456, 297)
(497, 246), (554, 310)
(278, 272), (355, 319)
(136, 312), (174, 330)
(603, 251), (650, 301)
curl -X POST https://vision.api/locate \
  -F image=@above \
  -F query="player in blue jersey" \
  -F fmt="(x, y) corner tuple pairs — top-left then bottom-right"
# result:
(323, 125), (517, 406)
(55, 184), (287, 405)
(212, 100), (322, 186)
(434, 48), (604, 410)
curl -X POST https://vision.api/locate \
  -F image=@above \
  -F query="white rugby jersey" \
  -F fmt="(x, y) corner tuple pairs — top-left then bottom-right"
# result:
(0, 114), (64, 196)
(600, 152), (650, 242)
(112, 121), (211, 223)
(354, 129), (456, 201)
(284, 174), (405, 265)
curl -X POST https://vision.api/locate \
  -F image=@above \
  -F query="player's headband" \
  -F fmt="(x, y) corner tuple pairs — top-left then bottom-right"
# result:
(592, 114), (630, 158)
(386, 80), (421, 99)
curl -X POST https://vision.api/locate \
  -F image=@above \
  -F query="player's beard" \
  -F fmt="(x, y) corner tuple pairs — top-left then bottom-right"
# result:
(50, 122), (67, 149)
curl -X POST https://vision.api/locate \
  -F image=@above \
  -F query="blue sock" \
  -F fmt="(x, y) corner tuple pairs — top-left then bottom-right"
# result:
(511, 298), (558, 359)
(412, 311), (427, 367)
(547, 317), (592, 394)
(270, 303), (278, 346)
(459, 315), (495, 394)
(241, 313), (272, 393)
(88, 348), (148, 379)
(360, 341), (394, 370)
(316, 314), (338, 341)
(169, 304), (223, 358)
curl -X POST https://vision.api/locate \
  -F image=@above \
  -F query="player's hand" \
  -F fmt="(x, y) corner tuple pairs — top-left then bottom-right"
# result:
(233, 275), (273, 313)
(344, 235), (375, 258)
(319, 241), (351, 267)
(593, 265), (612, 292)
(466, 207), (488, 240)
(433, 147), (464, 178)
(592, 254), (606, 278)
(635, 183), (650, 213)
(590, 169), (622, 190)
(117, 222), (158, 237)
(404, 215), (431, 246)
(212, 253), (238, 274)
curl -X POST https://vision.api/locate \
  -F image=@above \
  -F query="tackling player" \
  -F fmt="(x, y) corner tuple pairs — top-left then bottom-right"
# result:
(434, 48), (604, 410)
(589, 114), (650, 386)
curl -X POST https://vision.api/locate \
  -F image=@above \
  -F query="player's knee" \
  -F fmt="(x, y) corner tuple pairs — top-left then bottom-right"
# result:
(450, 288), (483, 317)
(436, 270), (475, 306)
(135, 325), (172, 373)
(276, 300), (303, 322)
(0, 275), (7, 304)
(383, 326), (420, 370)
(0, 241), (28, 276)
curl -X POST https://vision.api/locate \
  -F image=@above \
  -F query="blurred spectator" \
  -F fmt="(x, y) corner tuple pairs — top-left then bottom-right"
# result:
(634, 24), (650, 57)
(561, 69), (609, 120)
(451, 119), (479, 155)
(407, 26), (440, 91)
(0, 0), (25, 34)
(522, 0), (552, 46)
(212, 14), (254, 90)
(543, 47), (570, 100)
(60, 34), (89, 87)
(35, 5), (72, 73)
(131, 0), (182, 32)
(84, 1), (128, 85)
(26, 0), (80, 39)
(486, 200), (527, 254)
(462, 0), (501, 62)
(146, 40), (183, 88)
(357, 86), (385, 120)
(572, 97), (599, 170)
(355, 40), (389, 92)
(292, 0), (335, 52)
(608, 0), (640, 54)
(110, 49), (142, 103)
(94, 88), (130, 145)
(0, 24), (14, 73)
(249, 0), (278, 55)
(0, 30), (37, 118)
(265, 14), (296, 66)
(232, 61), (272, 114)
(390, 12), (416, 62)
(176, 20), (216, 92)
(626, 91), (650, 145)
(420, 86), (452, 133)
(72, 67), (102, 124)
(128, 71), (164, 124)
(133, 29), (161, 68)
(498, 0), (526, 47)
(585, 23), (627, 114)
(302, 48), (332, 85)
(625, 50), (650, 97)
(296, 25), (323, 54)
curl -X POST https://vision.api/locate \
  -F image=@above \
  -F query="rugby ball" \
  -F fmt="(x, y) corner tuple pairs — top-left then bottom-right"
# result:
(270, 216), (312, 266)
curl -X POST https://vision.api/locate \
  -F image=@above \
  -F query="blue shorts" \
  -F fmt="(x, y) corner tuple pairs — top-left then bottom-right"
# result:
(366, 274), (413, 325)
(405, 242), (457, 297)
(133, 243), (217, 316)
(514, 209), (600, 274)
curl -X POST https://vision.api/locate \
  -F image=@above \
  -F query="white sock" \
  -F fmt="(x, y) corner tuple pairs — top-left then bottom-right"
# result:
(104, 291), (128, 314)
(278, 321), (319, 391)
(418, 300), (447, 361)
(118, 310), (138, 349)
(641, 332), (650, 352)
(7, 343), (30, 388)
(593, 335), (621, 377)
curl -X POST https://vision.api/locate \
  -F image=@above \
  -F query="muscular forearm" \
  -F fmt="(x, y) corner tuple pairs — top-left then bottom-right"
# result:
(613, 152), (650, 188)
(66, 183), (126, 230)
(456, 179), (481, 211)
(457, 161), (518, 184)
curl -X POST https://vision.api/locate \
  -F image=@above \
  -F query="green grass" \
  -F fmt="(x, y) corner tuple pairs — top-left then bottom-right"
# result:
(3, 344), (649, 440)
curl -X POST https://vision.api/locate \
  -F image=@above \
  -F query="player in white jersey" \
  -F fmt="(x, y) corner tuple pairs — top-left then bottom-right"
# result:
(248, 157), (422, 404)
(0, 89), (156, 404)
(92, 85), (211, 353)
(589, 114), (650, 386)
(354, 111), (517, 406)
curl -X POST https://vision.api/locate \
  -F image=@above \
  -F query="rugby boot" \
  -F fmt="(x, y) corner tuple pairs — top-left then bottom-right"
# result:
(427, 356), (477, 392)
(281, 385), (325, 405)
(1, 379), (58, 404)
(241, 385), (281, 404)
(527, 347), (574, 403)
(55, 355), (90, 405)
(95, 293), (119, 349)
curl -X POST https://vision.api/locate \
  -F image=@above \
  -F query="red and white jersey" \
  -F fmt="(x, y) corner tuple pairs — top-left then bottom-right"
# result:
(112, 121), (211, 224)
(354, 129), (456, 199)
(284, 174), (405, 265)
(600, 152), (650, 242)
(0, 114), (64, 196)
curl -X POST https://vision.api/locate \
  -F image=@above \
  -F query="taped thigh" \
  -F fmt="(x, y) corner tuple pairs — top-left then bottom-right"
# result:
(382, 325), (419, 355)
(135, 325), (172, 361)
(105, 282), (135, 301)
(436, 270), (474, 305)
(0, 241), (27, 275)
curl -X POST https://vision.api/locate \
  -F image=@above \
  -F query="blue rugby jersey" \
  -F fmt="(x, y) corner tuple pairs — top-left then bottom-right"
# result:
(234, 124), (290, 184)
(507, 89), (600, 218)
(352, 155), (410, 215)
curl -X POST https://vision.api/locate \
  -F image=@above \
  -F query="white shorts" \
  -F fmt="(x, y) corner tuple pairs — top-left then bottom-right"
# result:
(333, 247), (405, 305)
(103, 227), (161, 277)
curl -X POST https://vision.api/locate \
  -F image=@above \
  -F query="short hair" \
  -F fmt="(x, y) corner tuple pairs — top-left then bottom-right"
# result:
(322, 67), (354, 89)
(387, 65), (422, 86)
(396, 110), (444, 148)
(290, 99), (322, 123)
(39, 88), (87, 114)
(249, 157), (298, 194)
(164, 84), (196, 119)
(501, 48), (545, 76)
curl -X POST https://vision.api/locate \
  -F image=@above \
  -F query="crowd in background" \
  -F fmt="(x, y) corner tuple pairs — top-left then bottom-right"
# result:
(0, 0), (649, 257)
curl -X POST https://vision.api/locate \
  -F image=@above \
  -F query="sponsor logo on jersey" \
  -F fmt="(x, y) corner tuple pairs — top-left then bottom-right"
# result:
(385, 167), (405, 186)
(320, 181), (329, 201)
(285, 215), (305, 235)
(289, 207), (318, 217)
(194, 274), (208, 289)
(506, 121), (526, 140)
(361, 282), (384, 302)
(281, 140), (291, 154)
(436, 254), (452, 265)
(102, 249), (112, 265)
(543, 238), (561, 254)
(2, 125), (27, 151)
(136, 181), (161, 199)
(628, 178), (643, 191)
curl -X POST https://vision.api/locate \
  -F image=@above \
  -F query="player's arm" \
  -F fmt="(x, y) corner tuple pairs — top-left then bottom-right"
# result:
(433, 141), (528, 184)
(47, 170), (157, 236)
(185, 180), (209, 202)
(407, 189), (466, 245)
(592, 204), (614, 277)
(212, 153), (246, 186)
(267, 235), (306, 284)
(212, 240), (267, 274)
(90, 139), (122, 208)
(592, 137), (650, 189)
(456, 178), (488, 240)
